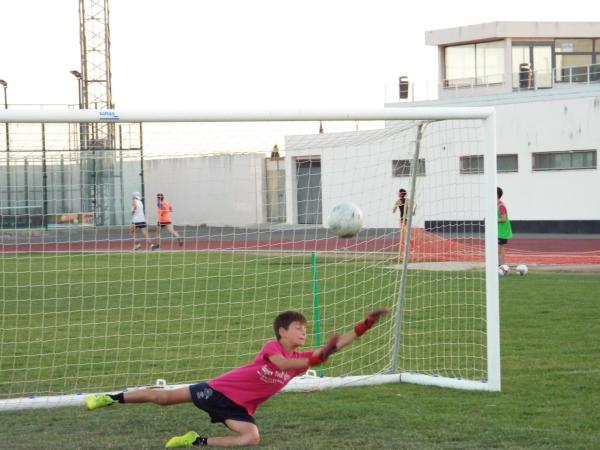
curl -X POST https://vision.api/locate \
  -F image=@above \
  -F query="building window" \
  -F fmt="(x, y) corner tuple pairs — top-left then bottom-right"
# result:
(555, 39), (599, 83)
(445, 40), (505, 87)
(498, 154), (518, 172)
(392, 159), (426, 177)
(555, 39), (593, 53)
(511, 43), (553, 89)
(532, 150), (597, 171)
(460, 155), (484, 174)
(460, 154), (519, 174)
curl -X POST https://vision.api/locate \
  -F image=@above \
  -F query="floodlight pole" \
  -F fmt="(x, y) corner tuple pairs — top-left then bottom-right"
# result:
(70, 70), (83, 110)
(0, 79), (10, 211)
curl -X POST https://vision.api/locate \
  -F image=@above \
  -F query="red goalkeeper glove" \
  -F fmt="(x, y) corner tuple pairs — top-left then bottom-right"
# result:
(354, 308), (390, 337)
(308, 335), (339, 366)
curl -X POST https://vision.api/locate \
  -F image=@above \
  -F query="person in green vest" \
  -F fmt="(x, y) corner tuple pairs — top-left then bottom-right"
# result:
(497, 187), (512, 267)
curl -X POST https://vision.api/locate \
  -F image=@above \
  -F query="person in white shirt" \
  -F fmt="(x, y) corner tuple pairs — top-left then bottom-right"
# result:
(130, 192), (150, 250)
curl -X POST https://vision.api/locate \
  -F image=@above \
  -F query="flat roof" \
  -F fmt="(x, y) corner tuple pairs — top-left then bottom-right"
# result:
(425, 21), (600, 46)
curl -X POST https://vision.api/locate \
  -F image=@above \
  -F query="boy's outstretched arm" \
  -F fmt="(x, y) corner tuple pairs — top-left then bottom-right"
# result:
(269, 335), (340, 370)
(269, 309), (389, 371)
(336, 308), (390, 351)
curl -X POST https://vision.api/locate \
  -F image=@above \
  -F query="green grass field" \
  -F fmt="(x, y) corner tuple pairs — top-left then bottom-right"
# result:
(1, 253), (599, 449)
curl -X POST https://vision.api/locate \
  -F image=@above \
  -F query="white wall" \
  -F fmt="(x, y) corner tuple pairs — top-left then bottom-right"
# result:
(285, 122), (488, 229)
(284, 94), (600, 228)
(143, 154), (266, 226)
(137, 95), (600, 229)
(495, 96), (600, 221)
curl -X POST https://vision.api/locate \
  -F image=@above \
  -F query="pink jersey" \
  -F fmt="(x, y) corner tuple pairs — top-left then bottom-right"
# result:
(207, 340), (313, 415)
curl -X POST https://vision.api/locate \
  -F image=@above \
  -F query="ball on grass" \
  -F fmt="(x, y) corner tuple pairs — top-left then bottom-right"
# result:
(516, 264), (528, 276)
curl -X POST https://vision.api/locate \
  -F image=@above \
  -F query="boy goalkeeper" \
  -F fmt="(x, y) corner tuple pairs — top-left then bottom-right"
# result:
(85, 308), (389, 448)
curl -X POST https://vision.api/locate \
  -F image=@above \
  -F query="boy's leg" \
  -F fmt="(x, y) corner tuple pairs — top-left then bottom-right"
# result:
(123, 386), (191, 405)
(167, 420), (259, 448)
(86, 386), (191, 410)
(210, 420), (260, 447)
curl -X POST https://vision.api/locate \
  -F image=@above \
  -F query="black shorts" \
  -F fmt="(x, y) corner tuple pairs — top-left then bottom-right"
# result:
(158, 222), (172, 227)
(133, 222), (147, 229)
(189, 383), (255, 425)
(498, 238), (508, 245)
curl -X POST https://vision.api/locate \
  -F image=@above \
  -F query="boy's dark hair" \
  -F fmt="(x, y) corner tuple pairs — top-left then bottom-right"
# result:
(399, 188), (407, 194)
(497, 187), (503, 199)
(273, 310), (307, 340)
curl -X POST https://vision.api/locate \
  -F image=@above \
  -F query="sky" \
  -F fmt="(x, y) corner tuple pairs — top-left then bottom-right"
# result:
(0, 0), (598, 110)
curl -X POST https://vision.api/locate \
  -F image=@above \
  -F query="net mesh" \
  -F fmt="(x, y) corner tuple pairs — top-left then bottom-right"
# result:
(0, 117), (494, 408)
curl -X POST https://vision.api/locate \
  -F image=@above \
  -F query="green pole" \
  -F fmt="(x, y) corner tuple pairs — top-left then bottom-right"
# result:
(311, 252), (324, 377)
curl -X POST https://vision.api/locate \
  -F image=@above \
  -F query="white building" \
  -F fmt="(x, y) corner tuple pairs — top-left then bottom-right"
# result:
(284, 22), (600, 233)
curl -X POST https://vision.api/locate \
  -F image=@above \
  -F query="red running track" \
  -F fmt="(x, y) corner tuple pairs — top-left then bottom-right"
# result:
(2, 231), (600, 265)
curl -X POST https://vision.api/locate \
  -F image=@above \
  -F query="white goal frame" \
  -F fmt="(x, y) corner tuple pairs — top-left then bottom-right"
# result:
(0, 107), (500, 411)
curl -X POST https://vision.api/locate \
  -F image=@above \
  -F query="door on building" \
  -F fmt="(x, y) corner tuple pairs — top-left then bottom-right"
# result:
(296, 158), (322, 224)
(512, 43), (553, 89)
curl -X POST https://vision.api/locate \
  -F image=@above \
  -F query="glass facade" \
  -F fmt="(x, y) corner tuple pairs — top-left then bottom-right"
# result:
(512, 43), (553, 89)
(445, 45), (476, 85)
(442, 32), (600, 91)
(554, 38), (599, 83)
(445, 41), (504, 86)
(555, 39), (593, 53)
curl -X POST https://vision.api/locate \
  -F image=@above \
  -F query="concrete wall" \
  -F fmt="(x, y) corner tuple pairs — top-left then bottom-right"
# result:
(143, 153), (266, 226)
(426, 21), (600, 46)
(284, 122), (486, 229)
(126, 94), (600, 230)
(284, 94), (600, 228)
(495, 96), (600, 221)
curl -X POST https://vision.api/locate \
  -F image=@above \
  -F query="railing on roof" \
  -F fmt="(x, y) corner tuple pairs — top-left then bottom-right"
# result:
(385, 62), (600, 103)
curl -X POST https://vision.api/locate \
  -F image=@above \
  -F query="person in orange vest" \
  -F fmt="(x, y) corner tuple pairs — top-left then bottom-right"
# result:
(151, 193), (183, 250)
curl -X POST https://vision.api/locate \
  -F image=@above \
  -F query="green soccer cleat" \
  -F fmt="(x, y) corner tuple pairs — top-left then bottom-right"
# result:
(85, 394), (116, 411)
(165, 431), (199, 448)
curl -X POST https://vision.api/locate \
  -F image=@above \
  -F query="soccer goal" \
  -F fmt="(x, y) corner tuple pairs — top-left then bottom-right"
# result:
(0, 107), (499, 411)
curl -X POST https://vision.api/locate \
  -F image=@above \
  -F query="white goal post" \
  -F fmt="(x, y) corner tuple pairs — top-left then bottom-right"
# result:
(0, 107), (499, 412)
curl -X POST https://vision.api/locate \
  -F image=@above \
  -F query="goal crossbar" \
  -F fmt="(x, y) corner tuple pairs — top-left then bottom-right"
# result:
(0, 107), (495, 123)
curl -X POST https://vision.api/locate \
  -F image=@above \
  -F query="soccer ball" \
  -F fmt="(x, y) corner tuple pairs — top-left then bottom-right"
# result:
(516, 264), (528, 276)
(328, 202), (364, 238)
(498, 264), (510, 276)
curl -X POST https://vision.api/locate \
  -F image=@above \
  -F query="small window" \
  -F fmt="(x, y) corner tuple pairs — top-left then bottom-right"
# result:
(460, 155), (484, 174)
(392, 159), (426, 177)
(555, 39), (593, 53)
(532, 150), (597, 171)
(498, 154), (518, 173)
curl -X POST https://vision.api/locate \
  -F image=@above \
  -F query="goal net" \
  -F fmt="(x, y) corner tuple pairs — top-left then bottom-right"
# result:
(0, 108), (499, 412)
